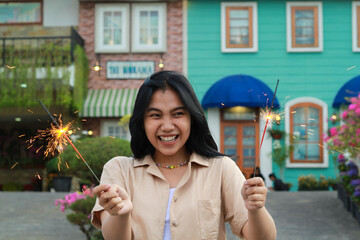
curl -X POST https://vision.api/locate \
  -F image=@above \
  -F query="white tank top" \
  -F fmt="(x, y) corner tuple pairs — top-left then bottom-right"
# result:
(163, 188), (176, 240)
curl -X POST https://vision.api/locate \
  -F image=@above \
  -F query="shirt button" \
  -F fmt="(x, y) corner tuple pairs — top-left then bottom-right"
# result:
(172, 221), (177, 227)
(173, 196), (177, 202)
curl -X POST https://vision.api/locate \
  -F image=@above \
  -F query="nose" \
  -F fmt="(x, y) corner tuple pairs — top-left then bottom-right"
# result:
(161, 117), (175, 132)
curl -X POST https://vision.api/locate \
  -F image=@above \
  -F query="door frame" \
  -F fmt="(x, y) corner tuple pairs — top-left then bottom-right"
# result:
(220, 108), (260, 178)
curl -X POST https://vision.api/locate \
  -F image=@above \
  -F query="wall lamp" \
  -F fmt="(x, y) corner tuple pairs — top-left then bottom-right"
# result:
(330, 113), (338, 124)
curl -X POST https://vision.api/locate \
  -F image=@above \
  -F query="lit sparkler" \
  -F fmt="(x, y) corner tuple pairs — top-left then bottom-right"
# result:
(253, 79), (280, 176)
(38, 100), (100, 183)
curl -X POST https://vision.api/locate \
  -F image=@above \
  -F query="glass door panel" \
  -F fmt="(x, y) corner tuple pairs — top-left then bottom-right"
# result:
(224, 126), (237, 161)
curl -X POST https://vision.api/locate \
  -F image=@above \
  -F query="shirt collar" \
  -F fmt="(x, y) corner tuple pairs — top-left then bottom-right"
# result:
(133, 152), (210, 168)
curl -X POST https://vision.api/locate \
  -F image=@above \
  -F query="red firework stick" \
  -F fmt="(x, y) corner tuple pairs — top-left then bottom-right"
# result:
(253, 79), (280, 176)
(38, 100), (100, 183)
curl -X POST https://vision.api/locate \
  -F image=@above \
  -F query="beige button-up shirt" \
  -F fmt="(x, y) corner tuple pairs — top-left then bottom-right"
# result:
(92, 153), (248, 240)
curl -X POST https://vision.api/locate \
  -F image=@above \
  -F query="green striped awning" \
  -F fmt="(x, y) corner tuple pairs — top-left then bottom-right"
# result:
(81, 89), (139, 117)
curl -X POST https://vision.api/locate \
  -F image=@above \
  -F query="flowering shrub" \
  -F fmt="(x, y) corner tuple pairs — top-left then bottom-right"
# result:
(325, 94), (360, 158)
(298, 174), (329, 191)
(55, 187), (103, 240)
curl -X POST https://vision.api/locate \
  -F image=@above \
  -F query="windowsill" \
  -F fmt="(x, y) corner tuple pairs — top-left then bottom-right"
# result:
(287, 47), (323, 52)
(286, 160), (328, 168)
(221, 47), (258, 53)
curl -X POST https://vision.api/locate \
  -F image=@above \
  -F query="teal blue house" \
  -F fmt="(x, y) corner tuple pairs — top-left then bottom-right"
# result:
(185, 0), (360, 190)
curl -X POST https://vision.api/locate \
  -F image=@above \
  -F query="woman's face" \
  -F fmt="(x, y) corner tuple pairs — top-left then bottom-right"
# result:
(144, 88), (191, 161)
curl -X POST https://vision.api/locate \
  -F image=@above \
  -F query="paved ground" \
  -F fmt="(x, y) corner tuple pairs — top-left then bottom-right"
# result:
(0, 191), (359, 240)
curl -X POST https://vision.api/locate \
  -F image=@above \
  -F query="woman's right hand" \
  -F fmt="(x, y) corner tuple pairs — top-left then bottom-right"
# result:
(93, 184), (133, 216)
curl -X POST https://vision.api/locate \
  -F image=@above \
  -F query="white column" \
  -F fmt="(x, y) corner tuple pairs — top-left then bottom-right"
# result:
(207, 108), (220, 149)
(260, 120), (273, 188)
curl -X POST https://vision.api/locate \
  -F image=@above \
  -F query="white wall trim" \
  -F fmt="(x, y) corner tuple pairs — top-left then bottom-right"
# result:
(352, 1), (360, 52)
(260, 117), (273, 188)
(95, 4), (130, 53)
(131, 3), (167, 53)
(207, 108), (220, 149)
(285, 97), (329, 168)
(221, 2), (258, 53)
(286, 1), (323, 52)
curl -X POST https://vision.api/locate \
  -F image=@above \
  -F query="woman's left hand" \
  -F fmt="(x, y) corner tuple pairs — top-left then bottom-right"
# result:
(241, 177), (268, 211)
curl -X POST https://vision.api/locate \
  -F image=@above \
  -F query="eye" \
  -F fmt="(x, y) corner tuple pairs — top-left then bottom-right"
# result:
(149, 113), (160, 118)
(174, 111), (185, 117)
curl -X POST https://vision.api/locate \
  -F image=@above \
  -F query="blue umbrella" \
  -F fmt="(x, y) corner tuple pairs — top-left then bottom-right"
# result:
(201, 74), (280, 109)
(333, 75), (360, 107)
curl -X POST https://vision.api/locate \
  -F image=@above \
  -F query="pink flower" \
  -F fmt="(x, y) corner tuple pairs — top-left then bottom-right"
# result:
(355, 108), (360, 116)
(351, 97), (358, 104)
(342, 111), (348, 119)
(349, 104), (357, 110)
(330, 127), (338, 137)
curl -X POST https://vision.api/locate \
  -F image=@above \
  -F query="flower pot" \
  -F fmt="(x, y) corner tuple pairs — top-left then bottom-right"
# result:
(53, 176), (72, 192)
(350, 200), (357, 218)
(343, 194), (351, 212)
(355, 204), (360, 224)
(337, 184), (345, 202)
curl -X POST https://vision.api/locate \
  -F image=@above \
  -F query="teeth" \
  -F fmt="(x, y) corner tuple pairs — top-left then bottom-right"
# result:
(160, 136), (176, 142)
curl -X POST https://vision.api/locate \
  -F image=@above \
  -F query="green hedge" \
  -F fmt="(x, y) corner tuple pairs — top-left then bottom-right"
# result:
(47, 137), (132, 183)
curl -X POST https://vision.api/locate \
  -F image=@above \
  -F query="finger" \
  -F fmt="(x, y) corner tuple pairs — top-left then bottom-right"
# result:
(247, 194), (266, 202)
(93, 184), (111, 196)
(98, 191), (119, 206)
(244, 177), (265, 187)
(115, 186), (130, 200)
(245, 186), (267, 196)
(107, 197), (123, 211)
(247, 200), (265, 209)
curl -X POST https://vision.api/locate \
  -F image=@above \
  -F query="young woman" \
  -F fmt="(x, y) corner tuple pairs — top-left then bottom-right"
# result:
(92, 71), (276, 240)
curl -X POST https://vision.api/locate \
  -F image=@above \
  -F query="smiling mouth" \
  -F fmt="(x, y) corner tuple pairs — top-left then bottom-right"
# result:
(159, 136), (178, 143)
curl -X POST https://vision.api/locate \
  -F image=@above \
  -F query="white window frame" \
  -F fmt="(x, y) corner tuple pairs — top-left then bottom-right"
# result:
(101, 119), (130, 141)
(352, 1), (360, 52)
(285, 97), (328, 168)
(131, 3), (167, 53)
(95, 4), (130, 53)
(221, 2), (258, 53)
(286, 1), (323, 52)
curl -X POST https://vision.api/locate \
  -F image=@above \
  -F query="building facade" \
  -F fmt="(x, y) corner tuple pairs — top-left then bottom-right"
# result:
(186, 0), (360, 189)
(78, 0), (185, 140)
(0, 0), (85, 190)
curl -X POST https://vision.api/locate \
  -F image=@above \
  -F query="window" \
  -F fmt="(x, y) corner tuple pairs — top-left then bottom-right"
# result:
(286, 2), (323, 52)
(0, 1), (42, 25)
(221, 2), (258, 52)
(101, 120), (129, 141)
(352, 1), (360, 52)
(285, 97), (328, 168)
(95, 4), (130, 53)
(132, 3), (167, 52)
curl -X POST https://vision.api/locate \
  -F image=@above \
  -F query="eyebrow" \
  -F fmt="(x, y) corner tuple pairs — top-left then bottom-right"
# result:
(146, 106), (187, 112)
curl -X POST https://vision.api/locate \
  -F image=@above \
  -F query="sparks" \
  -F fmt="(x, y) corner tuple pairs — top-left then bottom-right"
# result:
(254, 79), (280, 175)
(29, 116), (73, 158)
(5, 65), (15, 70)
(11, 162), (19, 169)
(38, 100), (100, 183)
(347, 65), (356, 70)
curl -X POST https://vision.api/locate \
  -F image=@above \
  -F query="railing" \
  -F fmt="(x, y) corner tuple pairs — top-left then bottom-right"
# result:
(0, 27), (84, 66)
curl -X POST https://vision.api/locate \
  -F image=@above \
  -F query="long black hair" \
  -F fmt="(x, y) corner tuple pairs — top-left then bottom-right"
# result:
(129, 71), (225, 159)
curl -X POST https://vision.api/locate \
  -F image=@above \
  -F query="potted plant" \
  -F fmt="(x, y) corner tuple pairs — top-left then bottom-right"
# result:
(46, 156), (73, 192)
(268, 128), (285, 140)
(271, 138), (294, 180)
